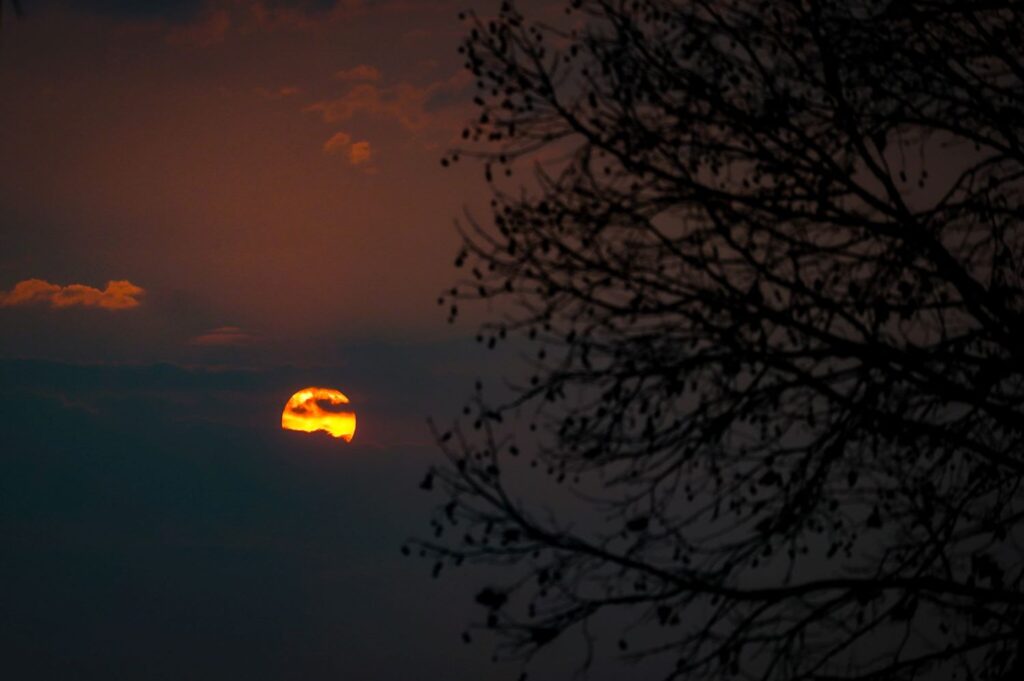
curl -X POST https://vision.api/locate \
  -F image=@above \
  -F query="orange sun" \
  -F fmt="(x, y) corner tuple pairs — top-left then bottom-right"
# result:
(281, 387), (356, 442)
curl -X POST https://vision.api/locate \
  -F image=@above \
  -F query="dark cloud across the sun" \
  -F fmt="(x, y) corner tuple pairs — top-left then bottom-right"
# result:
(0, 336), (511, 445)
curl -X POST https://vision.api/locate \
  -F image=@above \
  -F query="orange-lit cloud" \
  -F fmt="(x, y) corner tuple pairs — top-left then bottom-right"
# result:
(0, 0), (486, 349)
(0, 279), (144, 310)
(335, 64), (380, 82)
(281, 387), (356, 441)
(322, 132), (372, 166)
(189, 326), (254, 346)
(349, 141), (372, 164)
(323, 131), (353, 154)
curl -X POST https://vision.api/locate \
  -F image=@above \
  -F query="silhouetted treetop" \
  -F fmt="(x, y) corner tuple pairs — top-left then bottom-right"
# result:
(419, 1), (1024, 680)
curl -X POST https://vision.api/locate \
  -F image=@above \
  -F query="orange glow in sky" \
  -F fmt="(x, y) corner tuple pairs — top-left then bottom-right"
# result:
(281, 387), (356, 442)
(0, 278), (144, 310)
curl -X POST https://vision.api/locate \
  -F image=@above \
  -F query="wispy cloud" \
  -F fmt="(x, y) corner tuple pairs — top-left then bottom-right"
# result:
(189, 326), (255, 346)
(305, 70), (473, 133)
(0, 279), (144, 310)
(335, 64), (380, 82)
(256, 85), (302, 99)
(322, 131), (353, 154)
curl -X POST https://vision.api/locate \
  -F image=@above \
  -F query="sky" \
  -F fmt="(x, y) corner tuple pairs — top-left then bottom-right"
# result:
(0, 0), (491, 358)
(0, 1), (615, 678)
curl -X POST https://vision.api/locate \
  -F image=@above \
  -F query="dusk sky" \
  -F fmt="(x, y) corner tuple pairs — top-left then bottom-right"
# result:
(0, 1), (602, 678)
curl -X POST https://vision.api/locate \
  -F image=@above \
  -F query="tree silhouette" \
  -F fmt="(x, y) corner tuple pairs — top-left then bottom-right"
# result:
(416, 1), (1024, 679)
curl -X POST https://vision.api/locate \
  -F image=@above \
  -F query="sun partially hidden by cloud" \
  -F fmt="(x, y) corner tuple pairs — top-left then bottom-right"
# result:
(281, 387), (356, 442)
(0, 279), (144, 310)
(189, 326), (254, 346)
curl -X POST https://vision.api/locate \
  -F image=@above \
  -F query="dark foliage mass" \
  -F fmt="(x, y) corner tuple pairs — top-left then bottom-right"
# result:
(418, 1), (1024, 679)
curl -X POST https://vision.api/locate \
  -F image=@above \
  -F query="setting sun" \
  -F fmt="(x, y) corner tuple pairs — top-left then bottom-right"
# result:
(281, 387), (356, 442)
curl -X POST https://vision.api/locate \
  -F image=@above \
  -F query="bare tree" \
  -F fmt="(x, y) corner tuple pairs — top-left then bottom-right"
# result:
(415, 1), (1024, 679)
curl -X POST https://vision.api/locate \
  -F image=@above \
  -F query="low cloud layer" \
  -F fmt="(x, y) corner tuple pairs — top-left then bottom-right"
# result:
(335, 64), (380, 82)
(189, 326), (255, 346)
(0, 279), (144, 310)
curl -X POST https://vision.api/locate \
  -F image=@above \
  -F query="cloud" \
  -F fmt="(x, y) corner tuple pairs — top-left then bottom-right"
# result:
(322, 132), (372, 166)
(322, 131), (353, 154)
(189, 326), (255, 346)
(305, 70), (473, 132)
(256, 85), (302, 99)
(281, 386), (356, 441)
(349, 141), (372, 165)
(0, 279), (144, 310)
(335, 64), (380, 82)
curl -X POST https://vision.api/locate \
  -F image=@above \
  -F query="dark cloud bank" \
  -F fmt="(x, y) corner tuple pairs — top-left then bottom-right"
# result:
(0, 354), (634, 680)
(0, 357), (493, 680)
